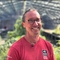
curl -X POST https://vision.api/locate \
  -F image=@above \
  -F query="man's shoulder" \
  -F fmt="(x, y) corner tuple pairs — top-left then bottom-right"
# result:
(40, 37), (53, 51)
(40, 37), (52, 46)
(11, 36), (25, 47)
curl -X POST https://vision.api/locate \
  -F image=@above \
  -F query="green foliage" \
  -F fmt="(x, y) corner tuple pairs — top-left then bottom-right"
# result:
(0, 43), (9, 60)
(53, 24), (60, 35)
(14, 17), (25, 36)
(0, 36), (20, 60)
(7, 17), (25, 38)
(54, 46), (60, 60)
(0, 17), (25, 60)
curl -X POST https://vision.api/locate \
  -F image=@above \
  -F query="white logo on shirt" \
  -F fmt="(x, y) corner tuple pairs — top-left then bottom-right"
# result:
(42, 50), (48, 60)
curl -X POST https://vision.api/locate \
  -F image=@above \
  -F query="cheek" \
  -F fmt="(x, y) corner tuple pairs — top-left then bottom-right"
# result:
(25, 25), (32, 32)
(40, 23), (42, 27)
(22, 22), (27, 28)
(23, 24), (30, 30)
(22, 22), (32, 29)
(39, 23), (42, 28)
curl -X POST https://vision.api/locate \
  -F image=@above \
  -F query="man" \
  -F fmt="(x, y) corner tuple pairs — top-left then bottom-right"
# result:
(7, 8), (56, 60)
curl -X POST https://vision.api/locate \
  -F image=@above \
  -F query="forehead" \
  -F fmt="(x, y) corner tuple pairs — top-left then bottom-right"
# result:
(25, 10), (40, 19)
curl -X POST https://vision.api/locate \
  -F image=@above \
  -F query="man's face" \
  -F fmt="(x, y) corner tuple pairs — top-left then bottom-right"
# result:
(22, 10), (42, 36)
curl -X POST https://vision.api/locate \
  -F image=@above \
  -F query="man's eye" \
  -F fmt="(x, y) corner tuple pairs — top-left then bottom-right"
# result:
(36, 19), (39, 22)
(28, 20), (33, 22)
(35, 18), (39, 21)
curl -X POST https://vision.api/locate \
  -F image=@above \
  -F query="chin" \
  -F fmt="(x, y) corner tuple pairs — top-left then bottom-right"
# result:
(33, 33), (39, 36)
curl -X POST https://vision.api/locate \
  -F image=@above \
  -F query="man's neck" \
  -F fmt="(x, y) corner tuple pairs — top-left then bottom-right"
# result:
(24, 34), (40, 44)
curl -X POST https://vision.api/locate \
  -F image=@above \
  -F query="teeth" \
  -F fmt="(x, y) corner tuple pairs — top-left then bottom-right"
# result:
(33, 28), (37, 29)
(33, 28), (39, 30)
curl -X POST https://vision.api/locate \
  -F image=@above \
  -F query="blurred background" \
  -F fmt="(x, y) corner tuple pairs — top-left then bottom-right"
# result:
(0, 0), (60, 60)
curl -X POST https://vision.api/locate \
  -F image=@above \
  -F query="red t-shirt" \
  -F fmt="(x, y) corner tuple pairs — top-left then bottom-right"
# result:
(7, 37), (56, 60)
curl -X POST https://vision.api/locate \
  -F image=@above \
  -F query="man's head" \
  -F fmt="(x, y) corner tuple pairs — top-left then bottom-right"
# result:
(22, 8), (42, 36)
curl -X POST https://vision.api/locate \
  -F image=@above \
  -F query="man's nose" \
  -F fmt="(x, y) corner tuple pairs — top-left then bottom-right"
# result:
(33, 21), (38, 26)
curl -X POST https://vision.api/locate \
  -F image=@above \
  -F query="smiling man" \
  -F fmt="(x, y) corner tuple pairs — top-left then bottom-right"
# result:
(22, 9), (42, 43)
(7, 8), (56, 60)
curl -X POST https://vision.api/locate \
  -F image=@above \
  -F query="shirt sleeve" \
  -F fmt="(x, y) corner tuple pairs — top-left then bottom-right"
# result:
(7, 46), (20, 60)
(50, 44), (56, 60)
(44, 40), (56, 60)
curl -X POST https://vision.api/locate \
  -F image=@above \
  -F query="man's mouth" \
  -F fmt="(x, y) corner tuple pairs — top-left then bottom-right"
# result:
(32, 27), (40, 31)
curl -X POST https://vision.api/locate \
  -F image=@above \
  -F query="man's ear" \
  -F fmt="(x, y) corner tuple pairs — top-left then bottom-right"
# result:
(22, 22), (25, 28)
